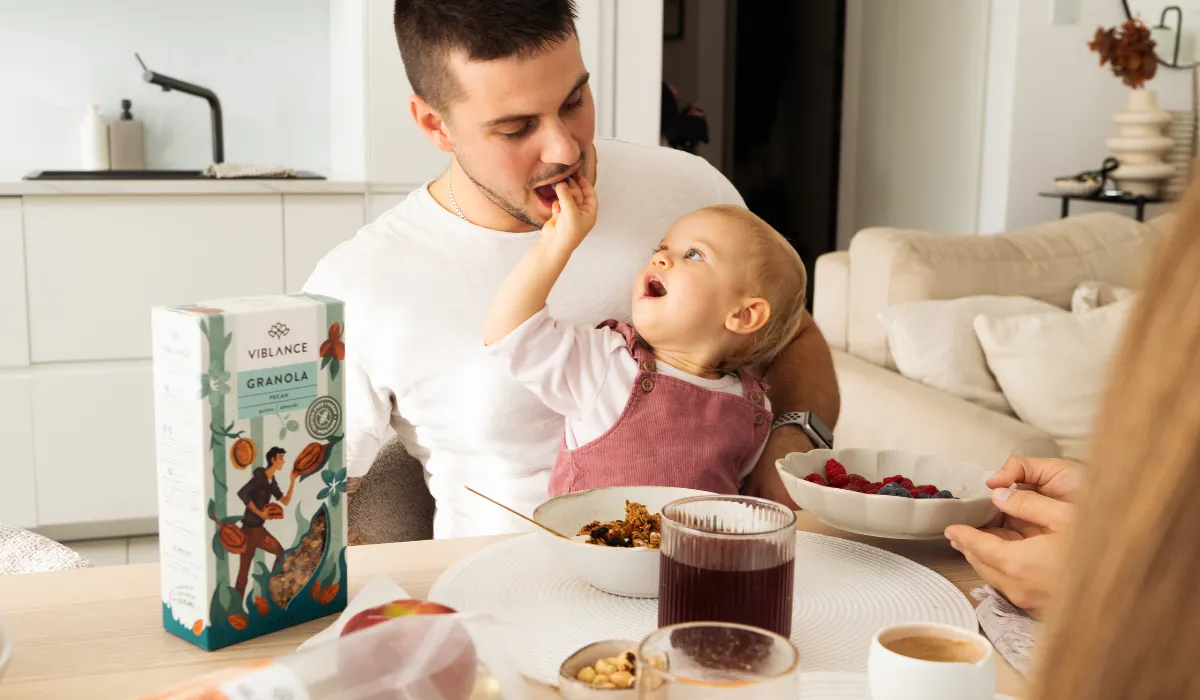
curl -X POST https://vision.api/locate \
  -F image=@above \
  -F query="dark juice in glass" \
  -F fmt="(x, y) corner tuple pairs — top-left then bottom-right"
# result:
(657, 496), (797, 639)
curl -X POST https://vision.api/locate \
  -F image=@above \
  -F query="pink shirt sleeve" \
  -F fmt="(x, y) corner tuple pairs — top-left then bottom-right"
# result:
(487, 307), (626, 419)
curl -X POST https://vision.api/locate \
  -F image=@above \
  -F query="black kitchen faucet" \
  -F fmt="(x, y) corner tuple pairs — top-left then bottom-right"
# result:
(135, 52), (224, 164)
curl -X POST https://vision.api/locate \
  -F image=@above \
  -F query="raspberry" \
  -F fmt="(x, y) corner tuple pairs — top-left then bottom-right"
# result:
(863, 482), (883, 494)
(824, 459), (847, 482)
(881, 477), (897, 485)
(847, 474), (869, 487)
(899, 478), (915, 491)
(914, 485), (938, 496)
(843, 483), (864, 493)
(803, 473), (827, 486)
(828, 474), (849, 489)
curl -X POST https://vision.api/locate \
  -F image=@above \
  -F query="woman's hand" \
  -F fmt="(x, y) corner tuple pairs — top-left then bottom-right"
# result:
(540, 175), (597, 256)
(944, 456), (1084, 619)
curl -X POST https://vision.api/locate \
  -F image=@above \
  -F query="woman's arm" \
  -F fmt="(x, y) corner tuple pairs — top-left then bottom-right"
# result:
(483, 176), (598, 346)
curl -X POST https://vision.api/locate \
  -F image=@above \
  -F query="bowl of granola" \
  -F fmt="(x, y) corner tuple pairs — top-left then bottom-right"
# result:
(533, 486), (713, 598)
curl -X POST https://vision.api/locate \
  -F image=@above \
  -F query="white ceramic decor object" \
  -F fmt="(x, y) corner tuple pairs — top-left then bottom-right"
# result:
(428, 533), (977, 687)
(1107, 88), (1175, 196)
(532, 486), (712, 598)
(776, 449), (998, 539)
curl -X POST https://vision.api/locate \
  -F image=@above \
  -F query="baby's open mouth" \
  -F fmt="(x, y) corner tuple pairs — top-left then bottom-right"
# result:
(645, 276), (667, 298)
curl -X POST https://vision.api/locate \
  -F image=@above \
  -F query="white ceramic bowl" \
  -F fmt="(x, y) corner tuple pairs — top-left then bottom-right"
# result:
(532, 486), (713, 598)
(776, 448), (998, 539)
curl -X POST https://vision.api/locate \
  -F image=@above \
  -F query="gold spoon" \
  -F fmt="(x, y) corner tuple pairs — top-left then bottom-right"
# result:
(464, 486), (573, 540)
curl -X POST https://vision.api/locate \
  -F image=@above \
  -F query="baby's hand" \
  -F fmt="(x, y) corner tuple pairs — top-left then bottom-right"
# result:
(540, 174), (597, 255)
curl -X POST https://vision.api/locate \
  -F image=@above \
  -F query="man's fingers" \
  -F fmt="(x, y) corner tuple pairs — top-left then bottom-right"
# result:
(993, 488), (1072, 532)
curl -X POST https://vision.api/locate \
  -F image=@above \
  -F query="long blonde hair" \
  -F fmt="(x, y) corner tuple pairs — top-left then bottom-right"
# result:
(1032, 188), (1200, 698)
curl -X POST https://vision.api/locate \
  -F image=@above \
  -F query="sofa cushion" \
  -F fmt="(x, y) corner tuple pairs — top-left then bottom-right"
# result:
(974, 298), (1134, 462)
(879, 295), (1063, 415)
(847, 212), (1162, 368)
(1071, 280), (1135, 313)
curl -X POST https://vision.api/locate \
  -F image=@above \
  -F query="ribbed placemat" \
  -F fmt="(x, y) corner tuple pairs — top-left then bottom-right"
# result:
(429, 533), (976, 687)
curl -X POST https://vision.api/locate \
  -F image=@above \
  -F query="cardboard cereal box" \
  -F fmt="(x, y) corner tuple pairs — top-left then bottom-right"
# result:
(151, 294), (348, 650)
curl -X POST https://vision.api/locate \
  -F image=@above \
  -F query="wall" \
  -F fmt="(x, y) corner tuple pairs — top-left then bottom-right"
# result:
(0, 0), (331, 181)
(660, 0), (729, 171)
(978, 0), (1192, 232)
(838, 0), (992, 244)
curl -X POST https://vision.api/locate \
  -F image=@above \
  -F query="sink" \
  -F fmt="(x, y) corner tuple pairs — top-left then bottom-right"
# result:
(24, 169), (325, 180)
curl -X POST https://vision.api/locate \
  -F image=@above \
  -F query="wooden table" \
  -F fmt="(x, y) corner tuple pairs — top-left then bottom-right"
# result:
(0, 512), (1028, 699)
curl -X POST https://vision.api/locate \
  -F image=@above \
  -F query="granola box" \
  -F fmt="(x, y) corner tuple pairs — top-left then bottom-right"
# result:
(151, 294), (348, 650)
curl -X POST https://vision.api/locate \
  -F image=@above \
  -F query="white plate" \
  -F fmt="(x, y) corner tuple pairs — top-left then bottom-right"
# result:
(777, 449), (999, 540)
(429, 534), (977, 687)
(797, 672), (1017, 699)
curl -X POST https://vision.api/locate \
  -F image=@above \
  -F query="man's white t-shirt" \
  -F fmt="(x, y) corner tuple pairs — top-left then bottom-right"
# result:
(303, 138), (745, 538)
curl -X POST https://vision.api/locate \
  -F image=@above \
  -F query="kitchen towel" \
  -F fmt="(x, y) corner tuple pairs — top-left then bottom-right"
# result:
(204, 163), (297, 179)
(973, 585), (1037, 677)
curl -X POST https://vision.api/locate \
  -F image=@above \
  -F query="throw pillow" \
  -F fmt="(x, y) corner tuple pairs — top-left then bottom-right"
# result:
(1071, 280), (1135, 313)
(878, 296), (1064, 415)
(974, 298), (1134, 462)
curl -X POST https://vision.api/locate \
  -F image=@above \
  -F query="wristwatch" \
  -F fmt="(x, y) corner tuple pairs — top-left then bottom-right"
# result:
(770, 411), (834, 449)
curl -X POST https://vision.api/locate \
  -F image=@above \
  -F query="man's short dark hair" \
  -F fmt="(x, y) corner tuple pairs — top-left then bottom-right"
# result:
(265, 447), (286, 466)
(394, 0), (578, 112)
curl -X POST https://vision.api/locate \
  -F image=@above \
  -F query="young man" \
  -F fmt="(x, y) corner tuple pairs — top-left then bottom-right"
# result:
(234, 447), (298, 595)
(303, 0), (839, 539)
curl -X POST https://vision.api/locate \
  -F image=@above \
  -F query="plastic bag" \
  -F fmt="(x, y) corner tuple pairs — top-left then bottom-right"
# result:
(140, 613), (531, 700)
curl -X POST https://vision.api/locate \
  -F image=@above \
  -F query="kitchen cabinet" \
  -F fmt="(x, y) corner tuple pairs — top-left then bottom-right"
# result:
(0, 372), (37, 529)
(366, 192), (408, 222)
(0, 199), (29, 368)
(283, 194), (365, 292)
(31, 362), (157, 529)
(23, 196), (284, 363)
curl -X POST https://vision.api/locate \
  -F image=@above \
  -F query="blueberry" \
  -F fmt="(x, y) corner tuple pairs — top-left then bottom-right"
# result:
(915, 492), (933, 499)
(935, 490), (954, 499)
(877, 484), (897, 495)
(892, 487), (912, 498)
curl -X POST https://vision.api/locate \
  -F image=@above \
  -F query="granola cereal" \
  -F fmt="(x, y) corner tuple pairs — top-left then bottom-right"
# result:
(578, 501), (663, 549)
(270, 510), (328, 608)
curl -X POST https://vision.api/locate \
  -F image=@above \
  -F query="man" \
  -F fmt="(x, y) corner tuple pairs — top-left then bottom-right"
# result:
(304, 0), (839, 538)
(234, 446), (298, 595)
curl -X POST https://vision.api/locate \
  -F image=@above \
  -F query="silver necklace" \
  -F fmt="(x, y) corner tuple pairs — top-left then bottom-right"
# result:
(447, 169), (466, 221)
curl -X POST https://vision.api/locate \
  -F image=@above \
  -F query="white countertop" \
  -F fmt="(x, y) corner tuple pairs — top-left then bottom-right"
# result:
(0, 178), (370, 196)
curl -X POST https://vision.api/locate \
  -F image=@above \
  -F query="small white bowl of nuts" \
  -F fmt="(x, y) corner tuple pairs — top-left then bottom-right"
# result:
(559, 639), (639, 697)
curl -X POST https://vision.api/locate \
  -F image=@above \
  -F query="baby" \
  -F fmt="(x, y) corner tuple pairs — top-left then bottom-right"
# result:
(483, 175), (807, 497)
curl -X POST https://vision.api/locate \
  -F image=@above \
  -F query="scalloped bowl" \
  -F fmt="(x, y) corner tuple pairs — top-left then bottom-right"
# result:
(777, 448), (999, 539)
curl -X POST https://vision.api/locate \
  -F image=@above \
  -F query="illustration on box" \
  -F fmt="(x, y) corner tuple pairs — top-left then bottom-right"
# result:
(154, 296), (349, 650)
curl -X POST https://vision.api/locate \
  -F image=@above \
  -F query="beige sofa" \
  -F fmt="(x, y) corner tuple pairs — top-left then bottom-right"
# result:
(812, 211), (1171, 469)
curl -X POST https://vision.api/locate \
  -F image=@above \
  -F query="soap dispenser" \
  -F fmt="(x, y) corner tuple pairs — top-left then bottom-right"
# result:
(108, 99), (145, 170)
(80, 104), (110, 170)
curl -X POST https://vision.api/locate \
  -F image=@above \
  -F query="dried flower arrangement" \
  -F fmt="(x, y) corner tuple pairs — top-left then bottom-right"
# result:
(1089, 18), (1158, 88)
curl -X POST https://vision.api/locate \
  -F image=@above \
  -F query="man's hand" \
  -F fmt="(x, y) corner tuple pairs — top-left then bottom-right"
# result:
(944, 456), (1083, 619)
(540, 175), (597, 256)
(741, 425), (808, 510)
(290, 469), (301, 482)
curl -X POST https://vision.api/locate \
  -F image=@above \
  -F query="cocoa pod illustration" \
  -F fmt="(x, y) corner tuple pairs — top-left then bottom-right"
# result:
(217, 522), (247, 554)
(229, 437), (257, 469)
(254, 596), (270, 617)
(264, 503), (284, 520)
(192, 620), (204, 635)
(318, 583), (340, 605)
(292, 441), (328, 477)
(228, 614), (248, 630)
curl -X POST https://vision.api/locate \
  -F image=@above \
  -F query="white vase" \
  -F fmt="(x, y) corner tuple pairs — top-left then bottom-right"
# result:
(1106, 88), (1175, 196)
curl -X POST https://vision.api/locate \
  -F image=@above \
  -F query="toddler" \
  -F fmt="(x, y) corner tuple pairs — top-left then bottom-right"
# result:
(483, 176), (807, 497)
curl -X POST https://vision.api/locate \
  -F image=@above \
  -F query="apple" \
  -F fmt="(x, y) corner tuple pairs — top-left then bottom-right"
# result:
(336, 599), (477, 700)
(340, 599), (458, 637)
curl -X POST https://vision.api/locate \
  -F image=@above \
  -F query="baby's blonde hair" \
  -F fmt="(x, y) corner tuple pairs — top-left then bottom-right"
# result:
(705, 205), (808, 371)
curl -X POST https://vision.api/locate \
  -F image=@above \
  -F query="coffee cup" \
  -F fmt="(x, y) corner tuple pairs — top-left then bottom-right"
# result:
(867, 623), (995, 700)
